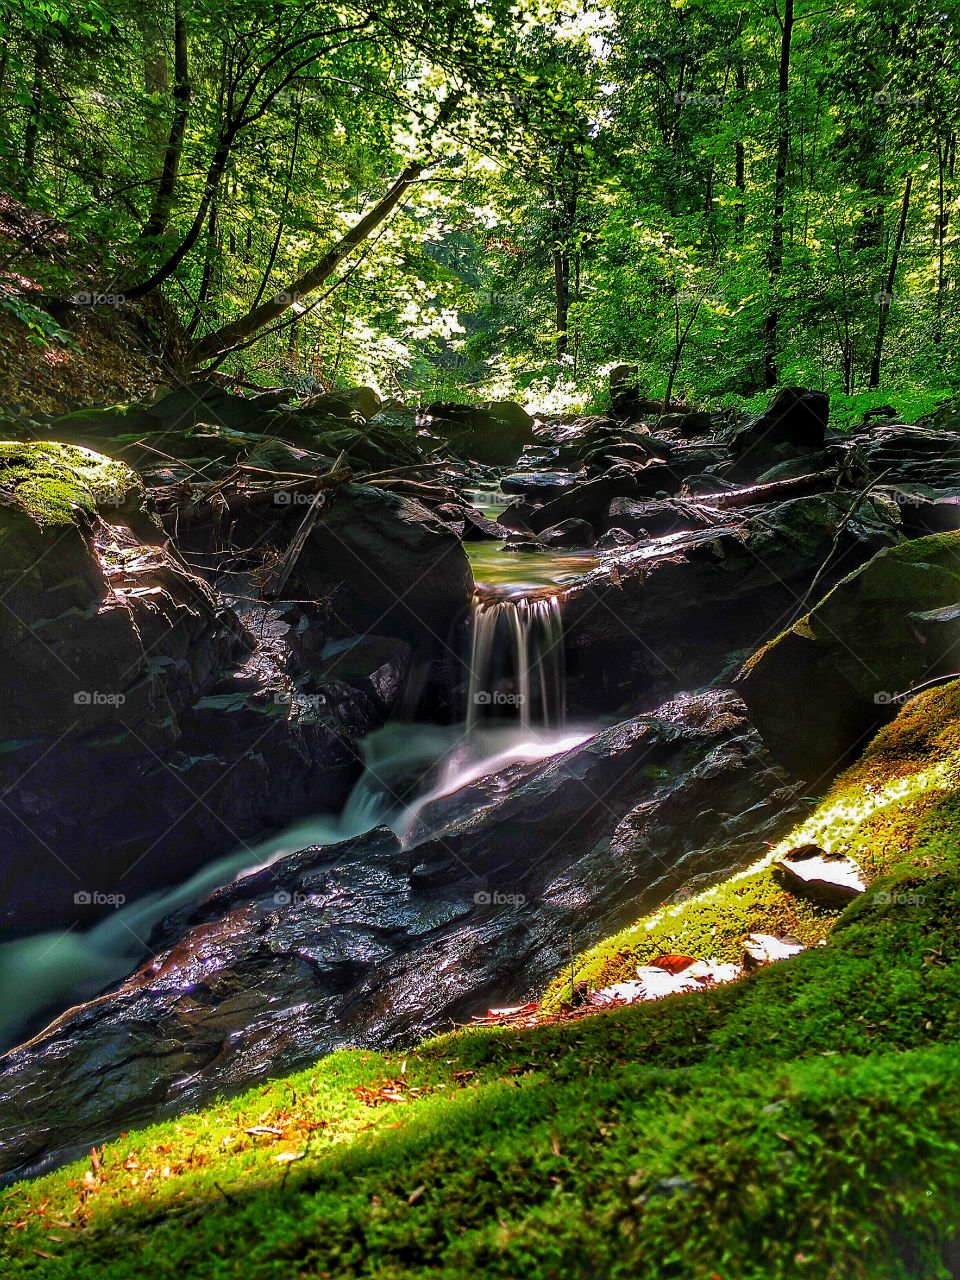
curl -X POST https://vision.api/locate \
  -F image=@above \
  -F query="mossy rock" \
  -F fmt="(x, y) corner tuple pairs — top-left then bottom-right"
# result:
(737, 530), (960, 778)
(0, 440), (144, 530)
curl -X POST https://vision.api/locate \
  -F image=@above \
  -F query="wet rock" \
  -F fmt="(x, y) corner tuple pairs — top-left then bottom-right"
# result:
(774, 845), (865, 905)
(497, 497), (542, 531)
(289, 483), (474, 648)
(736, 531), (960, 779)
(539, 518), (595, 547)
(563, 491), (902, 716)
(0, 689), (807, 1183)
(597, 527), (635, 548)
(0, 446), (425, 936)
(424, 402), (534, 466)
(501, 470), (585, 501)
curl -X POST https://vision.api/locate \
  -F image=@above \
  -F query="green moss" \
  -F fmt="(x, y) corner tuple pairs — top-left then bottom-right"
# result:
(0, 441), (143, 529)
(547, 680), (960, 1008)
(4, 685), (960, 1278)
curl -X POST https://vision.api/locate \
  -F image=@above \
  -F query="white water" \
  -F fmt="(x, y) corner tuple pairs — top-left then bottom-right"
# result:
(0, 585), (585, 1050)
(466, 594), (565, 733)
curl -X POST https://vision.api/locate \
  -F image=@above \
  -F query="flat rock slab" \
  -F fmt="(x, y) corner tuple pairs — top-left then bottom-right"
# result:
(774, 845), (866, 906)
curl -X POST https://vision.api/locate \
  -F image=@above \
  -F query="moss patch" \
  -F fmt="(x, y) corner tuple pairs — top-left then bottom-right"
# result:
(3, 685), (960, 1278)
(0, 441), (143, 529)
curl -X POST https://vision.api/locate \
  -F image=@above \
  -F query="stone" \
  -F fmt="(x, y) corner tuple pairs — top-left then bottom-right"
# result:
(539, 518), (595, 547)
(730, 387), (830, 467)
(737, 531), (960, 779)
(424, 402), (534, 466)
(774, 845), (865, 905)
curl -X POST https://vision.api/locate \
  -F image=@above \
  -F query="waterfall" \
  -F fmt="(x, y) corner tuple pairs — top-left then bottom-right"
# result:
(466, 593), (565, 733)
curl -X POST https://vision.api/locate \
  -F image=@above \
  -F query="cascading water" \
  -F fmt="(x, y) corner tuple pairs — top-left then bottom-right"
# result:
(0, 575), (589, 1051)
(466, 593), (565, 733)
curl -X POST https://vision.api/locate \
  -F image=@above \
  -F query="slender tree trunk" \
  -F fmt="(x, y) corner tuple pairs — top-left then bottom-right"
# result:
(21, 40), (48, 194)
(734, 58), (746, 239)
(553, 247), (569, 359)
(869, 173), (912, 389)
(763, 0), (794, 389)
(191, 93), (462, 364)
(139, 0), (190, 241)
(934, 136), (947, 344)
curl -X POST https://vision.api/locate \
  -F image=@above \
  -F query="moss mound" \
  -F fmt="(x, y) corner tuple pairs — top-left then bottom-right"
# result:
(0, 440), (143, 529)
(3, 686), (960, 1278)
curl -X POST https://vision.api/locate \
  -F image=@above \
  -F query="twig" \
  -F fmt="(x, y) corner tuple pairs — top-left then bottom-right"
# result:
(794, 468), (892, 615)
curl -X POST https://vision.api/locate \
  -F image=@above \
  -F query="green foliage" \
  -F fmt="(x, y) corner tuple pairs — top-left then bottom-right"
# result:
(2, 0), (956, 403)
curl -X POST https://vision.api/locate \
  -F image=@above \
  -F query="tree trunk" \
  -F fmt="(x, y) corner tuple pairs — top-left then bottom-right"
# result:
(139, 0), (190, 241)
(869, 173), (912, 389)
(190, 93), (462, 364)
(763, 0), (794, 389)
(21, 40), (48, 194)
(553, 247), (569, 359)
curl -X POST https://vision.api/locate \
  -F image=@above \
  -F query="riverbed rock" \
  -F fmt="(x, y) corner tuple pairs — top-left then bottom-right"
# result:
(0, 446), (428, 937)
(0, 688), (806, 1184)
(289, 483), (474, 648)
(562, 490), (902, 716)
(729, 387), (829, 474)
(424, 402), (534, 466)
(736, 531), (960, 779)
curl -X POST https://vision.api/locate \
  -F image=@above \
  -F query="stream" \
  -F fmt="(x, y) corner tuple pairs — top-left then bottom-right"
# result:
(0, 541), (600, 1049)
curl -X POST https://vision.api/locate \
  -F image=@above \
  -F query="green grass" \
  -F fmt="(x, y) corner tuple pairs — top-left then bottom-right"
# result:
(4, 684), (960, 1278)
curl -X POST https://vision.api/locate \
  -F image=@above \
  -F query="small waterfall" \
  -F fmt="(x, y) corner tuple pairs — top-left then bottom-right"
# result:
(466, 593), (565, 733)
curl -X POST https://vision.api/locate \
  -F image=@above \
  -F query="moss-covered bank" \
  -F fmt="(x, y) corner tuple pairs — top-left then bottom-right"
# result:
(3, 685), (960, 1278)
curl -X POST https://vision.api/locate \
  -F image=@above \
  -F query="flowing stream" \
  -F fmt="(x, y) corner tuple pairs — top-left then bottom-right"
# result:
(0, 551), (598, 1050)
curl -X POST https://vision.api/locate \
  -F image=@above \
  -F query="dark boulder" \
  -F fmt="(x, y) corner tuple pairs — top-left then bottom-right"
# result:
(539, 518), (595, 547)
(736, 531), (960, 780)
(289, 483), (474, 648)
(730, 387), (830, 466)
(562, 490), (902, 715)
(424, 402), (534, 466)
